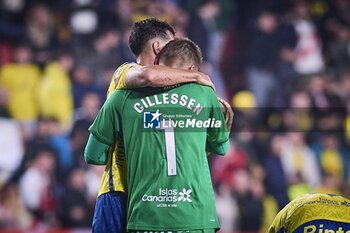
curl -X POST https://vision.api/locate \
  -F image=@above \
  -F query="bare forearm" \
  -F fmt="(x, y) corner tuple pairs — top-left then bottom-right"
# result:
(125, 65), (214, 89)
(142, 65), (199, 86)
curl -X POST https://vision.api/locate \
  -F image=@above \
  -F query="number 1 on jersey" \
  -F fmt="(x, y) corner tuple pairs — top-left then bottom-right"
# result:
(163, 120), (176, 176)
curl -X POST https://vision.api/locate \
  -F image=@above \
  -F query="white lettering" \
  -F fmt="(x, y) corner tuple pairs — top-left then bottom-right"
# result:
(196, 120), (203, 128)
(178, 121), (184, 127)
(203, 119), (211, 128)
(193, 103), (203, 115)
(146, 96), (155, 107)
(187, 98), (195, 110)
(171, 93), (178, 104)
(142, 194), (148, 201)
(186, 119), (196, 127)
(163, 120), (171, 128)
(134, 103), (144, 113)
(141, 98), (148, 108)
(154, 95), (162, 105)
(179, 95), (188, 106)
(214, 120), (222, 128)
(163, 93), (169, 104)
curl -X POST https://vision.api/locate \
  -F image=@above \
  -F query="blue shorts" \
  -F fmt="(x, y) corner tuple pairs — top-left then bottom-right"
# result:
(92, 191), (127, 233)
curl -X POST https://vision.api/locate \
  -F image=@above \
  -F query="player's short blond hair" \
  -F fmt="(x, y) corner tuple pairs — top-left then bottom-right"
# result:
(156, 38), (203, 70)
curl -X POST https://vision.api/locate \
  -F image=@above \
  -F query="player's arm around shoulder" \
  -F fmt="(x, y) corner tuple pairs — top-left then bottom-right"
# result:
(84, 91), (124, 165)
(124, 64), (215, 89)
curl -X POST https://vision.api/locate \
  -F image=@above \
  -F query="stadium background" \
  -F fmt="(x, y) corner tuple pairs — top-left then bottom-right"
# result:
(0, 0), (349, 232)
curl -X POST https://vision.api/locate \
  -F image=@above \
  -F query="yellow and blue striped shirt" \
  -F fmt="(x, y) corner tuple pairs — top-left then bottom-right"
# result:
(97, 62), (141, 197)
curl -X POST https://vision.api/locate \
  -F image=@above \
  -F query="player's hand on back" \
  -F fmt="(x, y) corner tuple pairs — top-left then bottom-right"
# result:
(196, 72), (216, 91)
(218, 97), (234, 133)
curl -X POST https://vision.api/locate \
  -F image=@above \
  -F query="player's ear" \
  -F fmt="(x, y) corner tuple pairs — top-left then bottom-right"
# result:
(188, 64), (196, 71)
(152, 41), (161, 56)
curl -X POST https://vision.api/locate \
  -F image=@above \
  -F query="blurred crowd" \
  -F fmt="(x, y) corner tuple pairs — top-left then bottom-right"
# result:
(0, 0), (350, 232)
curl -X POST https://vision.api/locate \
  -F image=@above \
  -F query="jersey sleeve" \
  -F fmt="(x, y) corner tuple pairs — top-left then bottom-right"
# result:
(84, 133), (109, 165)
(206, 88), (230, 154)
(107, 62), (141, 97)
(89, 91), (124, 145)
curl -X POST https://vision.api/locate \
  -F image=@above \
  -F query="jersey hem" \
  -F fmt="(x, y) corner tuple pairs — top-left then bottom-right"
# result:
(97, 189), (126, 198)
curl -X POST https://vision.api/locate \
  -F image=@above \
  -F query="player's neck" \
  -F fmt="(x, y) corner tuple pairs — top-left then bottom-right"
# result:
(137, 53), (155, 66)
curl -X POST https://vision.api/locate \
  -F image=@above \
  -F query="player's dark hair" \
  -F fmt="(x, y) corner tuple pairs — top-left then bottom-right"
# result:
(129, 18), (175, 57)
(156, 38), (203, 69)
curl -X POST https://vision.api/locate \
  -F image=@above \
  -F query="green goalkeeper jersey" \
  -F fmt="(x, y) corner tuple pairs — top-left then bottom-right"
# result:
(89, 83), (229, 231)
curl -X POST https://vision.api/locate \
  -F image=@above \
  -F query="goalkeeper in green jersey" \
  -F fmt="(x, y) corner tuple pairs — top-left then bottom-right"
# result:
(86, 38), (230, 232)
